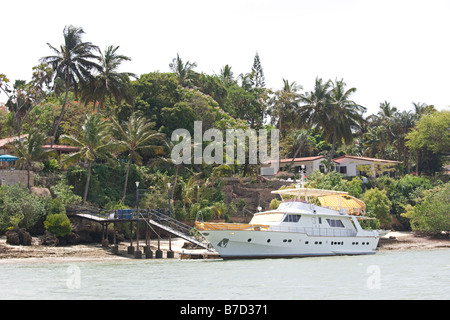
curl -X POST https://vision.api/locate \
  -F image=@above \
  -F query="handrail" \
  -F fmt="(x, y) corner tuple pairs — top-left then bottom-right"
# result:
(268, 225), (357, 237)
(68, 206), (213, 250)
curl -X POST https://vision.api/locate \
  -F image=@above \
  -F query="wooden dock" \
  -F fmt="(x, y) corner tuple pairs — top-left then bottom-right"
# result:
(67, 206), (216, 259)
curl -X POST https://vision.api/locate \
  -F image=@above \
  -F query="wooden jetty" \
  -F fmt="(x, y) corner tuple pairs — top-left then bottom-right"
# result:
(67, 206), (215, 259)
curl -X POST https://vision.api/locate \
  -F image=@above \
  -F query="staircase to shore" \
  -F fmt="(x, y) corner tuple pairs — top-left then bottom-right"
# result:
(68, 206), (213, 251)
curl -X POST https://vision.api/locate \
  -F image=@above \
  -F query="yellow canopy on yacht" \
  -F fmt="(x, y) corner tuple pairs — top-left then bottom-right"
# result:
(317, 194), (366, 215)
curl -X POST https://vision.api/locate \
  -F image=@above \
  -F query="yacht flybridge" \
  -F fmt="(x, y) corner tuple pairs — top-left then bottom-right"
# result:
(196, 184), (379, 259)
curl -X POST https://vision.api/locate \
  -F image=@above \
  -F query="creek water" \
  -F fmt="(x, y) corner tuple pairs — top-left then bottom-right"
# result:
(0, 248), (449, 300)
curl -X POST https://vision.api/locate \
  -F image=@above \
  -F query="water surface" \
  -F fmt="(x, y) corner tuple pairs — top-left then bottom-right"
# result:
(1, 249), (449, 300)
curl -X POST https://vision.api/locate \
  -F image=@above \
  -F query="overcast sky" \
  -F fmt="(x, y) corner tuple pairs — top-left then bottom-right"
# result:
(1, 0), (449, 115)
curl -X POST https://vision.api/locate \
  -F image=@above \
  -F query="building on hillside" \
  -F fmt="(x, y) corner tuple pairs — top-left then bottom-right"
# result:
(333, 155), (400, 178)
(0, 134), (29, 155)
(42, 144), (81, 163)
(264, 156), (327, 176)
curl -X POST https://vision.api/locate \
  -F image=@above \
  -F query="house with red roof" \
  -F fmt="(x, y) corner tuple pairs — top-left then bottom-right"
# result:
(268, 154), (401, 178)
(276, 156), (327, 175)
(333, 155), (400, 177)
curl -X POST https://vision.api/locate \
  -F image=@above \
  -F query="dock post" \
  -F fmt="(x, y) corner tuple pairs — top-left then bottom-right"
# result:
(144, 246), (153, 259)
(155, 234), (163, 258)
(134, 249), (142, 259)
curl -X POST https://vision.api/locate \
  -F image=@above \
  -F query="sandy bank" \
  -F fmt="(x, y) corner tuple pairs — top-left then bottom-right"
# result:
(0, 232), (449, 263)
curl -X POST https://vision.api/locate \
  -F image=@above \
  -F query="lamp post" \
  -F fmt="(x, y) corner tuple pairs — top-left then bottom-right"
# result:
(167, 182), (171, 216)
(135, 181), (141, 257)
(167, 182), (174, 258)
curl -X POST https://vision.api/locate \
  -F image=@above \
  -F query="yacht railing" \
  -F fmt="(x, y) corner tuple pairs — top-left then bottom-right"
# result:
(267, 225), (357, 237)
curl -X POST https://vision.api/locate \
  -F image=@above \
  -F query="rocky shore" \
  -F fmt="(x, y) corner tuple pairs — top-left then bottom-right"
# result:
(0, 231), (449, 263)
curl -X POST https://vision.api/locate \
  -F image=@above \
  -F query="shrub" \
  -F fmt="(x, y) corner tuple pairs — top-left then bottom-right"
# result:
(269, 198), (280, 209)
(43, 213), (73, 237)
(363, 188), (392, 227)
(402, 183), (450, 235)
(50, 180), (81, 207)
(0, 185), (46, 233)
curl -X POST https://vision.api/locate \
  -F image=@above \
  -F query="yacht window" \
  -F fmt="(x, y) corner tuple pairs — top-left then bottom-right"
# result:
(250, 213), (285, 224)
(283, 214), (301, 223)
(326, 218), (344, 228)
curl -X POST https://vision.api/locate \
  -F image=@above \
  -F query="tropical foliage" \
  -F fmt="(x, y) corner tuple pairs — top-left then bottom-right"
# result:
(0, 24), (448, 237)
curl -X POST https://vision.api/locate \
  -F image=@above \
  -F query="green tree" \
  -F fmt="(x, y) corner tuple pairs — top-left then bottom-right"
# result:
(269, 78), (302, 136)
(133, 72), (182, 128)
(363, 188), (392, 227)
(406, 110), (450, 174)
(82, 45), (135, 112)
(402, 183), (450, 235)
(0, 185), (46, 233)
(44, 213), (73, 237)
(61, 114), (124, 205)
(40, 25), (102, 145)
(250, 52), (265, 89)
(110, 112), (164, 203)
(328, 79), (366, 161)
(169, 53), (198, 88)
(8, 130), (50, 188)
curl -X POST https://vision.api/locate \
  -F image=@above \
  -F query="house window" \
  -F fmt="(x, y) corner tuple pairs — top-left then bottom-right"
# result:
(339, 166), (347, 174)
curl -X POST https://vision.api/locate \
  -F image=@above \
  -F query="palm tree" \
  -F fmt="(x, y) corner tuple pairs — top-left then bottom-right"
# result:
(296, 78), (332, 166)
(270, 79), (302, 136)
(297, 77), (332, 129)
(83, 45), (136, 112)
(169, 53), (197, 87)
(61, 114), (123, 205)
(219, 64), (234, 84)
(110, 113), (164, 204)
(8, 131), (50, 189)
(40, 25), (102, 146)
(328, 79), (366, 161)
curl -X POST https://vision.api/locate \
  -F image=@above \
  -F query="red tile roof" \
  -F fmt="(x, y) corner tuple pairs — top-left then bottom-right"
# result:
(42, 144), (81, 152)
(279, 156), (324, 163)
(333, 155), (400, 164)
(0, 134), (29, 148)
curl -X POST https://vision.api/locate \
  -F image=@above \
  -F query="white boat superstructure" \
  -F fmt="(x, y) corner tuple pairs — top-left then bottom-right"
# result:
(196, 185), (379, 259)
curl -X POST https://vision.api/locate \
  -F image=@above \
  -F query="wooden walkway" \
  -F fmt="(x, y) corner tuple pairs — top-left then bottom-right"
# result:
(68, 207), (213, 251)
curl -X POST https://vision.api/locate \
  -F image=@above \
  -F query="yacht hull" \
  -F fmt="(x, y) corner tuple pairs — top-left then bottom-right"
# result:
(201, 230), (378, 259)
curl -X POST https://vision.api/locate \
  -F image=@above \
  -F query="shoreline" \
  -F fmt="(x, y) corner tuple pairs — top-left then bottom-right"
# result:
(1, 231), (449, 264)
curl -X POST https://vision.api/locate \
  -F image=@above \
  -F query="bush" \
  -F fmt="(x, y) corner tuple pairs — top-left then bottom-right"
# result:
(402, 183), (450, 235)
(50, 180), (81, 207)
(43, 213), (73, 237)
(363, 188), (392, 227)
(0, 185), (46, 233)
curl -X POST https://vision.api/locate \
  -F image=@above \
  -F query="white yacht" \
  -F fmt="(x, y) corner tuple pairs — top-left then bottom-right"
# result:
(196, 184), (379, 259)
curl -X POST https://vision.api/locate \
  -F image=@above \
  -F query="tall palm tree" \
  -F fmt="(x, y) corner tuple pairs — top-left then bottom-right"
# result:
(296, 78), (332, 166)
(83, 45), (136, 112)
(61, 114), (123, 205)
(219, 64), (234, 84)
(40, 25), (102, 146)
(270, 78), (302, 136)
(110, 113), (164, 203)
(8, 131), (50, 189)
(328, 79), (366, 161)
(169, 53), (197, 87)
(297, 77), (332, 129)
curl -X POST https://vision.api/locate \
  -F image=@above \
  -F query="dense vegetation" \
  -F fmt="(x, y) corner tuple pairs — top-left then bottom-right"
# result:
(0, 25), (448, 237)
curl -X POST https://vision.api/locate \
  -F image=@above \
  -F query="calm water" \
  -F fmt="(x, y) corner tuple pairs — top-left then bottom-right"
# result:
(0, 249), (449, 300)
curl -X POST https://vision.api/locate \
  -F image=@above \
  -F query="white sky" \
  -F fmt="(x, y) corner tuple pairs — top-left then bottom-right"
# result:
(1, 0), (449, 115)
